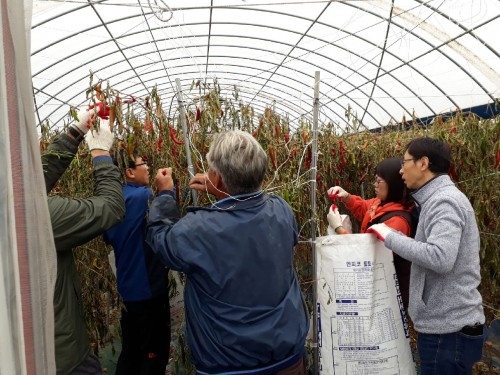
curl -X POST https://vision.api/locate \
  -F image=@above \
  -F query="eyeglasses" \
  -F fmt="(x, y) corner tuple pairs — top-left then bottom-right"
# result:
(400, 158), (415, 167)
(373, 179), (386, 186)
(133, 162), (148, 168)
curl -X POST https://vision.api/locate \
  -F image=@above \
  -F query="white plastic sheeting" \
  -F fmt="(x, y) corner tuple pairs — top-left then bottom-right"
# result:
(0, 0), (56, 373)
(30, 0), (500, 131)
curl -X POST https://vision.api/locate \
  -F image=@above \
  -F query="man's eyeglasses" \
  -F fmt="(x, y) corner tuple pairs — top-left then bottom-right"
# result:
(133, 162), (148, 168)
(400, 158), (415, 167)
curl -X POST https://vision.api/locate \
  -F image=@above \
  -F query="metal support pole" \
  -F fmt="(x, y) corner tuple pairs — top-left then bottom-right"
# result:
(311, 71), (320, 374)
(175, 78), (198, 206)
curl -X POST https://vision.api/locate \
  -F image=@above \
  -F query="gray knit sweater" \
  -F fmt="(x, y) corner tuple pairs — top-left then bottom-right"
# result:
(385, 174), (484, 334)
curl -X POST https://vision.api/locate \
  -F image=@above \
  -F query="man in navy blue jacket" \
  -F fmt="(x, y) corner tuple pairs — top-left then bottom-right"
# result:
(146, 130), (309, 375)
(104, 151), (170, 375)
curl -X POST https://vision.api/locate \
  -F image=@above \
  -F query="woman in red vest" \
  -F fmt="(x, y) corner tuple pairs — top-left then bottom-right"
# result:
(327, 157), (414, 309)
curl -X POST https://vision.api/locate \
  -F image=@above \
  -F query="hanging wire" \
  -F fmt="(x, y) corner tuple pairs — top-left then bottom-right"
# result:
(147, 0), (173, 22)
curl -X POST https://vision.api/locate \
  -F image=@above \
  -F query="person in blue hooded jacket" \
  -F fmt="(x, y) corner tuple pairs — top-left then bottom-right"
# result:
(146, 130), (309, 375)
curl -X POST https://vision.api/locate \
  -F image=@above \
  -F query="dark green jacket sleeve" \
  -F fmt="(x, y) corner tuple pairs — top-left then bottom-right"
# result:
(46, 135), (125, 251)
(42, 133), (80, 193)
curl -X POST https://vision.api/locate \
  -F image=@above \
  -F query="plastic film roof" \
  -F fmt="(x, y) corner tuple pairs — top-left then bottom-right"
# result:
(31, 0), (500, 131)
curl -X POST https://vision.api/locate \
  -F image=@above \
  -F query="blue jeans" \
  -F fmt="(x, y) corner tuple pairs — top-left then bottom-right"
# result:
(417, 326), (486, 375)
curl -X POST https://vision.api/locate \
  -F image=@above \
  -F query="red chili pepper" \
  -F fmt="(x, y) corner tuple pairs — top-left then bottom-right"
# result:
(88, 102), (110, 120)
(169, 125), (184, 145)
(275, 123), (281, 140)
(269, 145), (277, 170)
(171, 146), (181, 169)
(449, 164), (458, 181)
(284, 133), (290, 143)
(329, 192), (341, 200)
(157, 137), (163, 151)
(252, 130), (258, 137)
(450, 126), (457, 133)
(305, 146), (312, 170)
(329, 190), (340, 211)
(196, 108), (201, 122)
(144, 116), (153, 133)
(494, 150), (500, 169)
(339, 140), (347, 164)
(337, 163), (345, 175)
(122, 95), (136, 104)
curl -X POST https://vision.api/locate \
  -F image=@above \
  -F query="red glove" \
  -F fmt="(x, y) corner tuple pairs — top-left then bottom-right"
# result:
(366, 223), (394, 242)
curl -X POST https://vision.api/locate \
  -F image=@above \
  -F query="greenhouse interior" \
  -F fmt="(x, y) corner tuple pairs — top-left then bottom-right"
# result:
(1, 0), (499, 374)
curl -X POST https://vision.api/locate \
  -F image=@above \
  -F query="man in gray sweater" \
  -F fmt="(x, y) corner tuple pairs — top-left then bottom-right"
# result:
(368, 137), (485, 374)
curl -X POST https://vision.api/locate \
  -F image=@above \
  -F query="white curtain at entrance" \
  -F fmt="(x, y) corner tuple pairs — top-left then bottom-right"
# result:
(0, 0), (56, 373)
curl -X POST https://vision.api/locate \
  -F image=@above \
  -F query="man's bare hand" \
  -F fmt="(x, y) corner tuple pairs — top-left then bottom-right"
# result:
(189, 173), (218, 196)
(155, 168), (174, 191)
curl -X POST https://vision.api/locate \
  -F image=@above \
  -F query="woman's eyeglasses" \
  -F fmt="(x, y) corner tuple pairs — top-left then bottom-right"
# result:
(373, 179), (386, 186)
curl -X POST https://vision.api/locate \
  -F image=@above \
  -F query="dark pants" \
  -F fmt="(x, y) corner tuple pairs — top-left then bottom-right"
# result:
(417, 325), (486, 375)
(69, 353), (102, 375)
(274, 356), (306, 375)
(116, 294), (171, 375)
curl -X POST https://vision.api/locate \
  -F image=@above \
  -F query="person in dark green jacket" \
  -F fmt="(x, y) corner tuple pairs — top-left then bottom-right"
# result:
(42, 104), (125, 375)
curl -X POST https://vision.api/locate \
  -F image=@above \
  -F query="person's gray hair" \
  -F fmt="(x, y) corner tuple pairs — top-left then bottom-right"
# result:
(206, 130), (268, 195)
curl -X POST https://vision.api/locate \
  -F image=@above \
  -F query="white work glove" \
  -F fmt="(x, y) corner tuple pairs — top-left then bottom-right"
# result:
(327, 206), (343, 230)
(85, 120), (114, 151)
(327, 186), (350, 200)
(73, 107), (98, 135)
(73, 102), (110, 134)
(366, 223), (394, 242)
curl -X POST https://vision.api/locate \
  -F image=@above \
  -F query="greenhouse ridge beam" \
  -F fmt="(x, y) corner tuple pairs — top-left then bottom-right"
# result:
(311, 12), (500, 120)
(414, 0), (499, 59)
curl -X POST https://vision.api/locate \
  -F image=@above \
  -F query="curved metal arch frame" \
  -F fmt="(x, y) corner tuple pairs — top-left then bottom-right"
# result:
(31, 1), (498, 130)
(33, 25), (433, 130)
(38, 61), (333, 130)
(36, 51), (387, 131)
(151, 4), (497, 106)
(32, 7), (465, 123)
